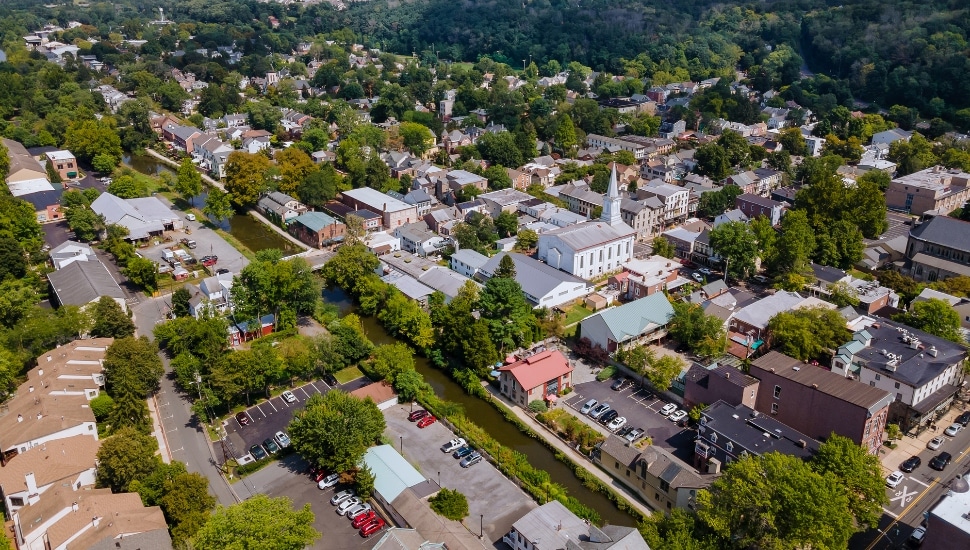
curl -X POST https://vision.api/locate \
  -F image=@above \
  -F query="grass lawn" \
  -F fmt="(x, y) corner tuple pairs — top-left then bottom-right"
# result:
(334, 366), (365, 384)
(848, 268), (875, 281)
(563, 304), (595, 326)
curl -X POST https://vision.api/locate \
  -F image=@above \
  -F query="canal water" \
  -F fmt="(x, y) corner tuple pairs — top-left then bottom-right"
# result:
(322, 287), (636, 526)
(123, 153), (298, 254)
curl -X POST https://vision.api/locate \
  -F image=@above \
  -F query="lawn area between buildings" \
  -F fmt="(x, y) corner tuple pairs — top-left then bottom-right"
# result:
(334, 366), (365, 385)
(563, 304), (596, 326)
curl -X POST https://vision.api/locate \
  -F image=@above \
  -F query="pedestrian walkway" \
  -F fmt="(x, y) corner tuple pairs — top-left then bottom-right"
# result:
(880, 406), (966, 473)
(147, 393), (172, 464)
(247, 209), (311, 251)
(484, 384), (655, 519)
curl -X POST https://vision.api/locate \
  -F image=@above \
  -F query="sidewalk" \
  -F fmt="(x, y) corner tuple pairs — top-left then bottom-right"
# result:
(484, 384), (655, 519)
(880, 406), (965, 473)
(247, 209), (311, 251)
(147, 393), (172, 464)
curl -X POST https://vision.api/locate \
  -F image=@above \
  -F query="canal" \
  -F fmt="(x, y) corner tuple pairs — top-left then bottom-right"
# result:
(322, 287), (636, 527)
(123, 153), (298, 254)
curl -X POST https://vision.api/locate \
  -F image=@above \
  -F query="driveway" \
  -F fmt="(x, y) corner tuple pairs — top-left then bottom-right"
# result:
(563, 379), (697, 464)
(383, 404), (536, 545)
(221, 380), (335, 463)
(239, 453), (383, 549)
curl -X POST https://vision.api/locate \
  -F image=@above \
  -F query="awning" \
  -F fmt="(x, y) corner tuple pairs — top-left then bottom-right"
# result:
(912, 385), (960, 415)
(545, 394), (558, 402)
(505, 355), (517, 364)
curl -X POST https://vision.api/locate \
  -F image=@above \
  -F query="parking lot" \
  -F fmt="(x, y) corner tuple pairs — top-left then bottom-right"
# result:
(221, 376), (372, 462)
(563, 378), (696, 464)
(383, 404), (536, 544)
(237, 453), (382, 549)
(139, 210), (249, 279)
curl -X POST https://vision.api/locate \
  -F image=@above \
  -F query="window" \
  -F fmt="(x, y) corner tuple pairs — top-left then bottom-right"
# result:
(773, 385), (781, 398)
(875, 374), (881, 381)
(10, 497), (24, 507)
(897, 392), (903, 401)
(615, 461), (619, 469)
(870, 381), (876, 387)
(895, 382), (900, 389)
(771, 402), (778, 414)
(725, 441), (733, 452)
(660, 480), (670, 492)
(709, 433), (717, 443)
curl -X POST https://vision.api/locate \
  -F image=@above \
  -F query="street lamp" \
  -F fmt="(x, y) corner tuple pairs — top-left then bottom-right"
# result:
(877, 527), (900, 549)
(437, 471), (441, 487)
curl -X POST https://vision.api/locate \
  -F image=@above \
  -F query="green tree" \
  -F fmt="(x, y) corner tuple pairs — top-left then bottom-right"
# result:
(393, 368), (428, 402)
(767, 306), (852, 361)
(778, 127), (807, 156)
(652, 237), (676, 259)
(515, 228), (538, 251)
(92, 153), (117, 174)
(355, 464), (376, 500)
(478, 276), (534, 351)
(275, 148), (318, 196)
(888, 133), (937, 176)
(399, 121), (435, 156)
(645, 354), (686, 392)
(827, 282), (860, 307)
(64, 119), (123, 165)
(172, 287), (192, 318)
(554, 113), (578, 154)
(176, 158), (203, 206)
(107, 174), (149, 198)
(667, 302), (728, 358)
(0, 236), (26, 282)
(476, 132), (524, 168)
(709, 221), (758, 280)
(203, 188), (235, 223)
(773, 210), (815, 274)
(224, 152), (271, 208)
(130, 461), (215, 546)
(484, 165), (513, 190)
(810, 434), (887, 530)
(192, 495), (319, 550)
(66, 206), (105, 242)
(697, 452), (854, 550)
(369, 342), (416, 384)
(90, 296), (135, 338)
(89, 394), (114, 422)
(694, 144), (731, 181)
(495, 254), (517, 278)
(297, 164), (341, 208)
(95, 427), (159, 492)
(528, 399), (549, 413)
(495, 211), (519, 238)
(232, 253), (318, 326)
(124, 256), (159, 293)
(429, 488), (469, 521)
(893, 298), (964, 343)
(287, 391), (386, 472)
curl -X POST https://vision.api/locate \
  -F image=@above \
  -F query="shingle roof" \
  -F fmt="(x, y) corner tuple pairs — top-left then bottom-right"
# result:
(0, 435), (100, 495)
(48, 261), (125, 307)
(909, 215), (970, 254)
(498, 350), (573, 392)
(751, 351), (894, 410)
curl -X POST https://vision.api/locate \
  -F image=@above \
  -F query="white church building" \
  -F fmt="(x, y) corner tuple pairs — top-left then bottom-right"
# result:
(538, 166), (635, 279)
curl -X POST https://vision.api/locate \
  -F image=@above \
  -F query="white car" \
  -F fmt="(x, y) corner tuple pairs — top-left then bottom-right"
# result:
(281, 390), (297, 403)
(275, 431), (291, 448)
(945, 423), (962, 437)
(186, 213), (196, 221)
(927, 436), (945, 450)
(668, 410), (688, 423)
(440, 438), (467, 453)
(330, 490), (355, 505)
(659, 403), (678, 416)
(317, 474), (340, 489)
(698, 267), (712, 275)
(607, 416), (627, 432)
(886, 471), (904, 488)
(336, 497), (362, 515)
(625, 428), (645, 442)
(691, 272), (704, 282)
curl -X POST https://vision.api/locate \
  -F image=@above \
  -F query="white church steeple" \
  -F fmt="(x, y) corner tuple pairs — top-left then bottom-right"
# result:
(600, 164), (623, 226)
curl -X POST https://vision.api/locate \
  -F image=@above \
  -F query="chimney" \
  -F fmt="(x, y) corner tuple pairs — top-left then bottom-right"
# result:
(72, 502), (79, 512)
(38, 369), (43, 376)
(92, 517), (101, 529)
(725, 372), (730, 379)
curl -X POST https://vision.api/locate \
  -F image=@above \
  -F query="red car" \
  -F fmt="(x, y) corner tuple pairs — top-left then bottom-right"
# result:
(416, 415), (436, 428)
(408, 410), (429, 422)
(359, 517), (386, 538)
(313, 470), (328, 483)
(351, 510), (377, 528)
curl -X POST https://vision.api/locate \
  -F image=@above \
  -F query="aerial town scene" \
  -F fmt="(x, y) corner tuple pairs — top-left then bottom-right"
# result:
(0, 0), (969, 548)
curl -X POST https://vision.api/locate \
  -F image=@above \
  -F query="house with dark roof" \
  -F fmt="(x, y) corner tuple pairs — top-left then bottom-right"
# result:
(593, 436), (711, 513)
(288, 211), (345, 248)
(750, 351), (894, 454)
(694, 401), (819, 471)
(257, 192), (307, 226)
(734, 193), (786, 226)
(48, 261), (127, 313)
(684, 363), (760, 411)
(498, 350), (573, 407)
(831, 319), (968, 433)
(905, 215), (970, 281)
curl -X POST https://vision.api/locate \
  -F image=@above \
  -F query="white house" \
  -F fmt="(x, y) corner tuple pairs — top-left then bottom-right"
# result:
(538, 166), (635, 279)
(450, 248), (489, 278)
(186, 272), (234, 318)
(0, 436), (100, 514)
(479, 252), (592, 308)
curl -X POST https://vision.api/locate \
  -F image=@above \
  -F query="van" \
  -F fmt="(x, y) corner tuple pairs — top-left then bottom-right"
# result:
(185, 213), (196, 222)
(580, 399), (598, 415)
(184, 240), (197, 249)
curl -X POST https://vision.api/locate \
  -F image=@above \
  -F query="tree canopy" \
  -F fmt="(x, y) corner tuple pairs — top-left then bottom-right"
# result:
(288, 391), (386, 472)
(192, 495), (319, 550)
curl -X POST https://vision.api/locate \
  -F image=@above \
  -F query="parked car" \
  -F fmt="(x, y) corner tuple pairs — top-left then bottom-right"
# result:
(337, 497), (362, 515)
(201, 255), (218, 267)
(323, 373), (339, 387)
(460, 451), (483, 468)
(945, 423), (962, 436)
(900, 455), (921, 473)
(359, 517), (386, 538)
(589, 403), (611, 419)
(216, 268), (230, 275)
(262, 438), (280, 454)
(616, 425), (633, 437)
(908, 526), (926, 547)
(275, 431), (291, 448)
(886, 471), (904, 488)
(313, 470), (328, 483)
(235, 411), (251, 426)
(580, 399), (598, 415)
(691, 272), (704, 282)
(186, 213), (196, 221)
(607, 416), (627, 431)
(698, 267), (712, 275)
(440, 438), (467, 453)
(929, 451), (952, 471)
(417, 415), (436, 428)
(752, 275), (769, 284)
(408, 410), (430, 422)
(453, 446), (474, 459)
(317, 474), (340, 489)
(668, 410), (688, 423)
(330, 490), (355, 506)
(625, 428), (645, 442)
(599, 410), (619, 424)
(281, 390), (297, 403)
(249, 445), (267, 461)
(344, 503), (371, 519)
(927, 436), (945, 450)
(659, 403), (678, 416)
(611, 377), (632, 391)
(957, 411), (970, 427)
(351, 510), (377, 528)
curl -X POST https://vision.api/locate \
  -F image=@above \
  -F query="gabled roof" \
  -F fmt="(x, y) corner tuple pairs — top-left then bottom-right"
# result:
(291, 211), (339, 232)
(499, 350), (573, 391)
(90, 193), (177, 239)
(582, 293), (675, 344)
(0, 435), (100, 495)
(909, 215), (970, 254)
(362, 445), (426, 503)
(751, 351), (894, 410)
(48, 261), (125, 307)
(732, 291), (805, 330)
(480, 252), (590, 305)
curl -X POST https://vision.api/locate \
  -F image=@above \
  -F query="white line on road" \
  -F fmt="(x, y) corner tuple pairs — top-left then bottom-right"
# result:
(910, 477), (929, 487)
(298, 386), (311, 399)
(267, 399), (278, 412)
(881, 507), (898, 518)
(254, 404), (267, 418)
(163, 415), (174, 420)
(171, 447), (184, 453)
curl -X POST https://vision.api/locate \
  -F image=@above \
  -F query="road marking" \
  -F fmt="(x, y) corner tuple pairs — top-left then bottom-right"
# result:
(880, 507), (898, 518)
(298, 386), (311, 399)
(889, 485), (916, 509)
(867, 477), (938, 550)
(163, 415), (174, 420)
(267, 399), (278, 412)
(910, 477), (929, 488)
(171, 447), (184, 453)
(254, 404), (267, 418)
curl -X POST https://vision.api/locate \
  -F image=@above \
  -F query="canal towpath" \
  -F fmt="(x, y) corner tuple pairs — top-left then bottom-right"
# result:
(143, 148), (226, 191)
(483, 384), (656, 519)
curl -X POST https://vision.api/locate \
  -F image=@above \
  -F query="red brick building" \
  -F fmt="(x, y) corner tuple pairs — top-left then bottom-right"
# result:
(683, 364), (760, 411)
(498, 350), (573, 408)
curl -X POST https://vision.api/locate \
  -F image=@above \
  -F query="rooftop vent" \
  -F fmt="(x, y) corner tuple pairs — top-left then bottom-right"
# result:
(928, 347), (938, 357)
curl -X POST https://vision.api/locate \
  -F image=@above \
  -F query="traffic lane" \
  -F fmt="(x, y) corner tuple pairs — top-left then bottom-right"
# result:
(244, 453), (377, 550)
(222, 380), (331, 462)
(565, 379), (694, 461)
(882, 427), (970, 518)
(384, 404), (537, 543)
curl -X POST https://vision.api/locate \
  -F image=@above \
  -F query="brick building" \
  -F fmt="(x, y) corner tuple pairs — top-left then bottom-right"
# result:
(683, 364), (760, 411)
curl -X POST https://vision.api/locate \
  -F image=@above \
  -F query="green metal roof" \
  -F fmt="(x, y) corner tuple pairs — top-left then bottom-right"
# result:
(292, 211), (339, 232)
(361, 445), (426, 502)
(594, 293), (675, 343)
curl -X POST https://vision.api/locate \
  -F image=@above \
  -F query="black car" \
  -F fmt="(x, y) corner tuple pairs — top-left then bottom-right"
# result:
(957, 411), (970, 427)
(610, 378), (625, 391)
(216, 268), (230, 275)
(600, 410), (619, 424)
(453, 446), (474, 459)
(323, 373), (339, 387)
(250, 444), (267, 461)
(900, 455), (921, 472)
(929, 451), (952, 471)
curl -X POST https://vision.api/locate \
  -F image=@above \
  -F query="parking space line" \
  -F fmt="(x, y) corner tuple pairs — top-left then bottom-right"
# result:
(253, 403), (267, 418)
(880, 507), (898, 518)
(308, 381), (324, 394)
(298, 386), (312, 399)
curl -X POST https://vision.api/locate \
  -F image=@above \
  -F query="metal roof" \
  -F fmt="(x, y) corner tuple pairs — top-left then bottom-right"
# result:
(362, 445), (426, 503)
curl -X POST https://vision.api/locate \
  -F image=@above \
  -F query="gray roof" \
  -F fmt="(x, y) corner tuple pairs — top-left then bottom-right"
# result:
(90, 193), (178, 239)
(701, 400), (819, 459)
(87, 529), (173, 550)
(580, 293), (675, 345)
(841, 320), (967, 388)
(417, 268), (477, 300)
(811, 263), (848, 285)
(909, 215), (970, 254)
(733, 291), (805, 330)
(512, 501), (650, 550)
(48, 260), (125, 306)
(381, 271), (434, 301)
(267, 191), (298, 205)
(451, 249), (489, 270)
(542, 220), (635, 251)
(480, 252), (590, 305)
(751, 352), (894, 411)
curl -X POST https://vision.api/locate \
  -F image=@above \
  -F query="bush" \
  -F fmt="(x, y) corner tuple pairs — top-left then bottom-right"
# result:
(429, 488), (469, 521)
(528, 399), (548, 413)
(595, 365), (617, 381)
(90, 394), (115, 422)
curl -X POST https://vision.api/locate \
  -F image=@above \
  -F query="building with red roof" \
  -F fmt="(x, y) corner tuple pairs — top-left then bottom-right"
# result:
(498, 350), (573, 408)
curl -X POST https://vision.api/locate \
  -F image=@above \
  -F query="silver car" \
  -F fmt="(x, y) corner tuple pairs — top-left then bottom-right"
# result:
(336, 497), (362, 515)
(460, 451), (483, 468)
(330, 489), (355, 506)
(588, 403), (611, 419)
